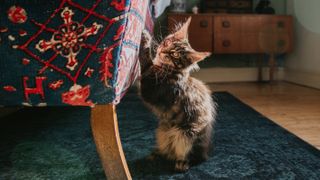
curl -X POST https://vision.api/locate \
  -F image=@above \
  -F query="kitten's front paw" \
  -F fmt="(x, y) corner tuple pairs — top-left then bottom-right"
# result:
(175, 160), (190, 172)
(141, 29), (152, 48)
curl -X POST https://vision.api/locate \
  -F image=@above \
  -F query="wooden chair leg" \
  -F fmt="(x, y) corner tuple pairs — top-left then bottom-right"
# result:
(91, 104), (132, 180)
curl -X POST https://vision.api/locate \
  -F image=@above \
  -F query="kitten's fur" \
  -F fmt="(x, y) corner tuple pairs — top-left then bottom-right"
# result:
(139, 17), (217, 172)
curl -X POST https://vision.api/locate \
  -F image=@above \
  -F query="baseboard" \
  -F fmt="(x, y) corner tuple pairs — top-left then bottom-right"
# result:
(284, 69), (320, 89)
(191, 67), (285, 83)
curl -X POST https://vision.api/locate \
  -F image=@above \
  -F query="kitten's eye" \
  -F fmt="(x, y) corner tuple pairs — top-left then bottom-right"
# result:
(171, 52), (180, 58)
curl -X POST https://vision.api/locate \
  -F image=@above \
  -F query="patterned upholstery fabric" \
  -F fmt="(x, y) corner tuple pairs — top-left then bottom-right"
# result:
(0, 0), (149, 107)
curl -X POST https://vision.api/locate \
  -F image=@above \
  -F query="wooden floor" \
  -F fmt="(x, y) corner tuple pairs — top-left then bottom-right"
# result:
(209, 82), (320, 149)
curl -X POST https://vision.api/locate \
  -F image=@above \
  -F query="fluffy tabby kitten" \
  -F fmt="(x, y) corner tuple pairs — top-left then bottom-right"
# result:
(139, 17), (217, 172)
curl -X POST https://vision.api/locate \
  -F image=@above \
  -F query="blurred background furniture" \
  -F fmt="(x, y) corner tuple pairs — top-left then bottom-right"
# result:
(0, 0), (169, 179)
(200, 0), (253, 14)
(168, 13), (293, 81)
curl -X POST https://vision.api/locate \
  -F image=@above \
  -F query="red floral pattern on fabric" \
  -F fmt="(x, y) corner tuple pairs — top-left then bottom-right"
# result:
(0, 27), (8, 33)
(100, 46), (116, 87)
(23, 77), (47, 102)
(62, 84), (94, 107)
(8, 6), (27, 24)
(111, 0), (127, 11)
(19, 29), (27, 36)
(114, 0), (149, 103)
(22, 58), (30, 65)
(35, 7), (103, 71)
(10, 0), (129, 106)
(49, 80), (64, 90)
(0, 0), (153, 106)
(3, 86), (17, 92)
(15, 1), (121, 86)
(84, 67), (94, 78)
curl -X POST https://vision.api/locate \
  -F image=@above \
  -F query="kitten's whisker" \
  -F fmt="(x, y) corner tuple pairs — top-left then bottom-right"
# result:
(158, 24), (164, 41)
(173, 22), (183, 34)
(168, 18), (181, 33)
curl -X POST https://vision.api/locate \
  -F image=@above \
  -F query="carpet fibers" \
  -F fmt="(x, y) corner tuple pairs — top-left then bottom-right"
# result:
(0, 92), (319, 180)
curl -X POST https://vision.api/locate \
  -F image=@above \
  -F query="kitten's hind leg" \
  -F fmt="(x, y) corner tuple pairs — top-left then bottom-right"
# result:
(190, 125), (212, 165)
(189, 144), (209, 165)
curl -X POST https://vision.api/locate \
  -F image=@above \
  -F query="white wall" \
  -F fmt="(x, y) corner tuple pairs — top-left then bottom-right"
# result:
(284, 0), (320, 89)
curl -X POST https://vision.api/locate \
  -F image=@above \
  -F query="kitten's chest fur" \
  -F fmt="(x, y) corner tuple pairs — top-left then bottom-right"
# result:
(141, 68), (183, 109)
(140, 67), (215, 129)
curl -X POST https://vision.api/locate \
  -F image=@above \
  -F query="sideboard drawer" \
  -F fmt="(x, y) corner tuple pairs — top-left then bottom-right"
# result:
(262, 16), (292, 31)
(168, 14), (293, 54)
(214, 15), (262, 34)
(258, 29), (292, 53)
(214, 33), (241, 53)
(168, 14), (212, 35)
(189, 33), (213, 52)
(214, 15), (293, 54)
(214, 16), (241, 34)
(189, 15), (213, 34)
(256, 16), (293, 53)
(259, 16), (293, 53)
(168, 14), (213, 51)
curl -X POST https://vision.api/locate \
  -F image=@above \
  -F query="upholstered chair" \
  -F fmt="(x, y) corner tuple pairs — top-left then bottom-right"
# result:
(0, 0), (152, 179)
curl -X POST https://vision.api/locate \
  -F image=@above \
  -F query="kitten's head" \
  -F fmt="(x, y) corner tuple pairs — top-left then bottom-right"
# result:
(154, 17), (211, 71)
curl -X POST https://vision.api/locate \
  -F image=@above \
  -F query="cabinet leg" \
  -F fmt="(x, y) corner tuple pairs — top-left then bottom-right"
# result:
(258, 54), (264, 82)
(269, 53), (276, 81)
(91, 104), (132, 180)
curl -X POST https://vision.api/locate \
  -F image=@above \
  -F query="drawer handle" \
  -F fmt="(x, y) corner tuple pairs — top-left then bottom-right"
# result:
(222, 21), (231, 28)
(277, 21), (285, 28)
(223, 40), (231, 47)
(200, 20), (208, 28)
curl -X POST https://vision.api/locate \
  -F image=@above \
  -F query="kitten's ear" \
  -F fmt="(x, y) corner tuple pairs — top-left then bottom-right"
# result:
(174, 17), (191, 40)
(190, 51), (211, 63)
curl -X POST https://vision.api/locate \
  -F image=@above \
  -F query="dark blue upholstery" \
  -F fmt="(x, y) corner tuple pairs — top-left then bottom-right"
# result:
(0, 0), (149, 106)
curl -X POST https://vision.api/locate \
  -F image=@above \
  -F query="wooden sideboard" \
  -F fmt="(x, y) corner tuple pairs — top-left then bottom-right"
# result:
(168, 13), (294, 81)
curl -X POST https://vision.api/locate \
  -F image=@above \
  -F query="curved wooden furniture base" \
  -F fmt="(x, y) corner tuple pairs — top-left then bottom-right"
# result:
(91, 104), (132, 180)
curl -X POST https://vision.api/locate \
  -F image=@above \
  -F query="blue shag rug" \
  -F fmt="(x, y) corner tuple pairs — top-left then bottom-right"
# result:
(0, 91), (319, 180)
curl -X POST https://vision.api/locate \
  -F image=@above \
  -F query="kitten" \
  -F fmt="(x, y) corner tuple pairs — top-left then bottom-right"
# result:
(139, 17), (217, 172)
